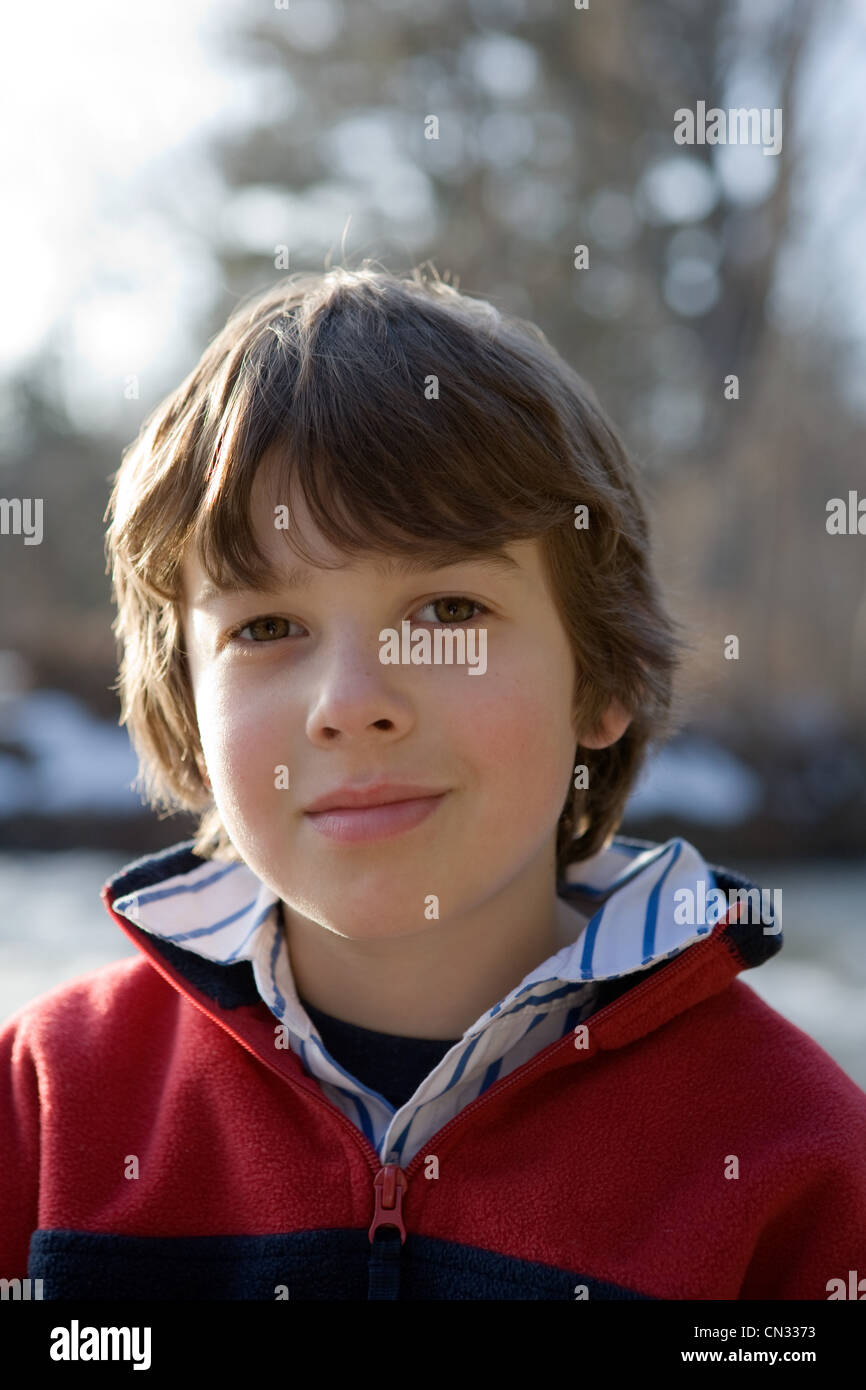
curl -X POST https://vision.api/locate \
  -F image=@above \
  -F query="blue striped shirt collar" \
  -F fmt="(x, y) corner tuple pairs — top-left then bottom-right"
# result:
(112, 835), (717, 1038)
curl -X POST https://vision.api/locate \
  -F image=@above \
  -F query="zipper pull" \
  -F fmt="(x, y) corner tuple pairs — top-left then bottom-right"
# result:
(368, 1164), (408, 1244)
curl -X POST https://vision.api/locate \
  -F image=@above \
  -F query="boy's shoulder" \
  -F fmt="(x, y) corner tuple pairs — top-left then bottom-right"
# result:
(0, 954), (182, 1059)
(652, 975), (866, 1155)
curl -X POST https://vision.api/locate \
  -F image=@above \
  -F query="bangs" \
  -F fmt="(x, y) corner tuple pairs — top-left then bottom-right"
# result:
(190, 439), (569, 597)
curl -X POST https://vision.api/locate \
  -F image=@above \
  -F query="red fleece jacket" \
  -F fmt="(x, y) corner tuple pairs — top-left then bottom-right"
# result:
(1, 842), (865, 1301)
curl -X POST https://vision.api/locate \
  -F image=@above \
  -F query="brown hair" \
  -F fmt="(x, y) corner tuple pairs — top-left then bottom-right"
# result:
(104, 261), (688, 874)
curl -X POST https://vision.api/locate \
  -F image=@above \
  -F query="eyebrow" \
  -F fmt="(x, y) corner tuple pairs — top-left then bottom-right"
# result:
(192, 550), (522, 608)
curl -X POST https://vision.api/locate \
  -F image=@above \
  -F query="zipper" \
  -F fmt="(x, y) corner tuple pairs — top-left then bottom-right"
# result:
(368, 1164), (408, 1242)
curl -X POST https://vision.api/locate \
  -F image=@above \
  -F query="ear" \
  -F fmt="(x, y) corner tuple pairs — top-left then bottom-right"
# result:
(579, 697), (632, 750)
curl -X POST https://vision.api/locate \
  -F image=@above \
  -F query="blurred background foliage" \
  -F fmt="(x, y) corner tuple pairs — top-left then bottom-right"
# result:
(0, 0), (864, 860)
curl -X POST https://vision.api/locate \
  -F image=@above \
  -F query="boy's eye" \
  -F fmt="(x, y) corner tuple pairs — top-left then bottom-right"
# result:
(414, 597), (486, 625)
(236, 616), (295, 643)
(230, 597), (487, 646)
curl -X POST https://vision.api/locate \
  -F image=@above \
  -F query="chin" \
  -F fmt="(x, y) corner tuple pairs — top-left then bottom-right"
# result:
(308, 897), (438, 939)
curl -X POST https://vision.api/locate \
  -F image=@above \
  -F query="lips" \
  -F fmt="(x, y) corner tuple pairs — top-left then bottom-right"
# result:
(303, 790), (449, 844)
(303, 783), (449, 814)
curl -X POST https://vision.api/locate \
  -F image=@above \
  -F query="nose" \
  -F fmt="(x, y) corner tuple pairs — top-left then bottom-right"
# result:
(304, 635), (413, 745)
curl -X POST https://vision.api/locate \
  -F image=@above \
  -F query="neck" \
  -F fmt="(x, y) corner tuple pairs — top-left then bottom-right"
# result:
(281, 850), (587, 1040)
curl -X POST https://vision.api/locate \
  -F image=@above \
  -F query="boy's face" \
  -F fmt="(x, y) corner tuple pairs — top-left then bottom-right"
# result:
(180, 458), (629, 940)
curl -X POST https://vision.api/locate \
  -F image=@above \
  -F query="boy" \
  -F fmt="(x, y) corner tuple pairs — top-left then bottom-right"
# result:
(1, 264), (864, 1301)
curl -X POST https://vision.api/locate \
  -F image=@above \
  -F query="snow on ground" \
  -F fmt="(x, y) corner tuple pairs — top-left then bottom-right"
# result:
(0, 689), (141, 813)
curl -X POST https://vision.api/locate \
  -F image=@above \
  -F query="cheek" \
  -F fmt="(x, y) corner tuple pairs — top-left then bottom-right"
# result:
(456, 669), (575, 817)
(194, 674), (280, 797)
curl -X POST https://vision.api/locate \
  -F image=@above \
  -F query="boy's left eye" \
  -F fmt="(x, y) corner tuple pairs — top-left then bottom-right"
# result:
(230, 597), (487, 646)
(414, 597), (487, 625)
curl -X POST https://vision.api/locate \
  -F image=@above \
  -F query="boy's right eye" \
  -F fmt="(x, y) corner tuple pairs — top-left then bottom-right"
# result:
(231, 616), (296, 644)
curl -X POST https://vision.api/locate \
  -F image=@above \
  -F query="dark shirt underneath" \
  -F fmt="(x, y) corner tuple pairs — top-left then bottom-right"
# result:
(299, 995), (461, 1111)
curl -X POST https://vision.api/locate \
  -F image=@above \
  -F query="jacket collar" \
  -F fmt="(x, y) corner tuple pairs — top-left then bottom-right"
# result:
(103, 833), (780, 1038)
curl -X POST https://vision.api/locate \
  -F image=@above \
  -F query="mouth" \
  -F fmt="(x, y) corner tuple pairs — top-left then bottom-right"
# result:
(303, 792), (449, 844)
